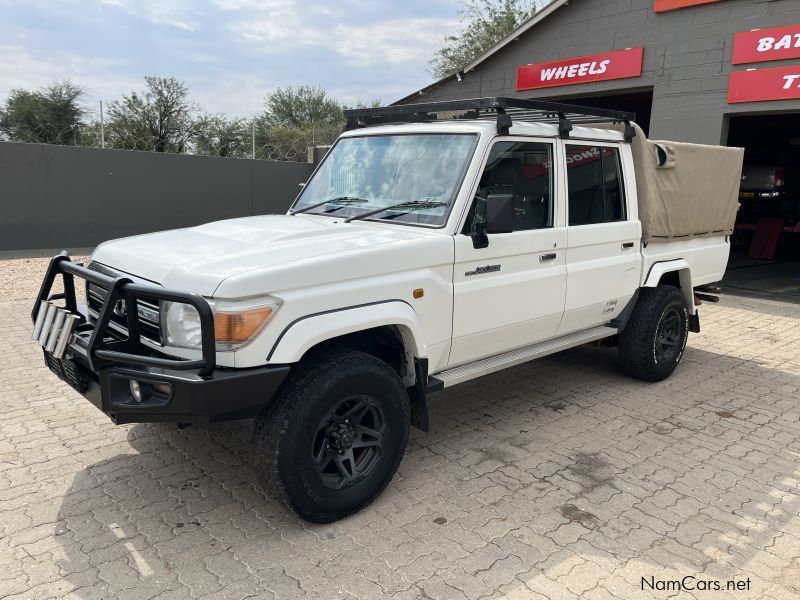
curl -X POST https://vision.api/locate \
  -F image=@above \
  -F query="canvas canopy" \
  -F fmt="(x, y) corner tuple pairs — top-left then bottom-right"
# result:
(623, 122), (744, 243)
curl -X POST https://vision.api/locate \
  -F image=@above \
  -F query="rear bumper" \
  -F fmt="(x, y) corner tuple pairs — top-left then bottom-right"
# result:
(45, 350), (290, 424)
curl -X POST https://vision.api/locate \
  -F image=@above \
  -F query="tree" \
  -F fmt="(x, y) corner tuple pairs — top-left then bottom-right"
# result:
(106, 76), (197, 152)
(428, 0), (536, 79)
(251, 124), (300, 161)
(193, 114), (249, 158)
(263, 85), (344, 131)
(255, 85), (345, 161)
(348, 99), (384, 109)
(0, 80), (85, 144)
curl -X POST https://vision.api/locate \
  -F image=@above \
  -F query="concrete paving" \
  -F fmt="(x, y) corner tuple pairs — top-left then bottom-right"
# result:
(2, 258), (800, 599)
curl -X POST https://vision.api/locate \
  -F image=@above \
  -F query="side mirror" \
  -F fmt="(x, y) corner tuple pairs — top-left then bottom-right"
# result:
(486, 194), (514, 234)
(469, 194), (514, 249)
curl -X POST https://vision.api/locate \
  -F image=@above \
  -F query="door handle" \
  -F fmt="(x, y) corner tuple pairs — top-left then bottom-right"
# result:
(622, 242), (635, 249)
(539, 253), (557, 262)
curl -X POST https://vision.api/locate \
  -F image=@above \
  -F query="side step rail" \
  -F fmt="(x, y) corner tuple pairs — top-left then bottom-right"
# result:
(430, 325), (618, 390)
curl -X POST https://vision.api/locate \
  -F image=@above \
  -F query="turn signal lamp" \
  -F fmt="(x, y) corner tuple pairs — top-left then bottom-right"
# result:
(214, 306), (275, 344)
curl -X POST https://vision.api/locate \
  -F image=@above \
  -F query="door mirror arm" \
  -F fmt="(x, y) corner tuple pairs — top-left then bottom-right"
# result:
(471, 221), (489, 249)
(469, 195), (489, 249)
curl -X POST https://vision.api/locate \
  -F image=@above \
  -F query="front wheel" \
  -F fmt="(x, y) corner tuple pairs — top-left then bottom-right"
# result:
(255, 349), (410, 523)
(618, 286), (690, 382)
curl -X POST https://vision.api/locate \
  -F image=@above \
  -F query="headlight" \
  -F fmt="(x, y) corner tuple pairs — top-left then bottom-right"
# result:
(162, 296), (282, 351)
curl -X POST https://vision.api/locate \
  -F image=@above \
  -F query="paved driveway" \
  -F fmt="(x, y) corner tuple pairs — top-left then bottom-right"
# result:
(2, 257), (800, 599)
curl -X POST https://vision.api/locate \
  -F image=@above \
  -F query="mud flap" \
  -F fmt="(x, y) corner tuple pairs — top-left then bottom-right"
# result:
(408, 357), (430, 432)
(689, 312), (700, 333)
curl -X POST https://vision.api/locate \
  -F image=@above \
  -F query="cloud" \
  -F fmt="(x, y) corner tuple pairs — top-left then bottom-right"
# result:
(0, 0), (206, 31)
(222, 1), (341, 49)
(99, 0), (204, 31)
(224, 2), (456, 67)
(232, 16), (319, 48)
(213, 0), (299, 11)
(192, 73), (272, 116)
(0, 0), (457, 116)
(332, 18), (456, 66)
(0, 45), (139, 107)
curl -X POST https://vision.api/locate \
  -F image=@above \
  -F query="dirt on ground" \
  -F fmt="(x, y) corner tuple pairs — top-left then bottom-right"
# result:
(0, 255), (89, 302)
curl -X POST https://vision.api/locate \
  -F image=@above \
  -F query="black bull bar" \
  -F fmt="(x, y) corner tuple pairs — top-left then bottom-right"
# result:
(31, 253), (217, 376)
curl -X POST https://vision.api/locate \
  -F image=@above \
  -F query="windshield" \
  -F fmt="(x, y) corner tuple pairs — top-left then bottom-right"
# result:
(292, 133), (477, 227)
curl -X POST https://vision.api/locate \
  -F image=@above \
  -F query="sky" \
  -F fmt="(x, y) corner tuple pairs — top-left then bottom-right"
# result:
(0, 0), (470, 119)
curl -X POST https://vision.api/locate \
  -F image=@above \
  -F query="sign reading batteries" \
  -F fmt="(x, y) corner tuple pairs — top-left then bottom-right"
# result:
(516, 48), (644, 91)
(733, 24), (800, 64)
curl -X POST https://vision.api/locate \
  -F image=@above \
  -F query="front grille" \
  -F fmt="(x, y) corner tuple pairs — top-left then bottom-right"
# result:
(86, 263), (163, 346)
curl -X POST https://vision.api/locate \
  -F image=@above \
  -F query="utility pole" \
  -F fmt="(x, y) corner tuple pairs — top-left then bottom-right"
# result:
(99, 101), (105, 149)
(252, 121), (256, 159)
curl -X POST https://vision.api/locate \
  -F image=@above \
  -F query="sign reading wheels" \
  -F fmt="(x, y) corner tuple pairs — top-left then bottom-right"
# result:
(728, 65), (800, 103)
(733, 24), (800, 65)
(516, 48), (644, 92)
(653, 0), (722, 12)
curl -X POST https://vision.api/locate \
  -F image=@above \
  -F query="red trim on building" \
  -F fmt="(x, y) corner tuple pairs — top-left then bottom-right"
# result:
(653, 0), (722, 13)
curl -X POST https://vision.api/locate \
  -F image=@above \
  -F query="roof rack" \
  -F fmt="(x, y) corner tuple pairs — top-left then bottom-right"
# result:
(343, 96), (638, 142)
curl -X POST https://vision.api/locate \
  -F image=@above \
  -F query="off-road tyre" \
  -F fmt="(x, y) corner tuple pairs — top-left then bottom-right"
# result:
(618, 285), (689, 382)
(255, 348), (410, 523)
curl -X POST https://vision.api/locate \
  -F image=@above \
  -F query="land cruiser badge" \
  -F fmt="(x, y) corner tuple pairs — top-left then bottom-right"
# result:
(465, 264), (501, 277)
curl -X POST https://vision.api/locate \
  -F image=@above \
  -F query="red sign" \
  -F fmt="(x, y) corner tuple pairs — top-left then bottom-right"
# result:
(654, 0), (721, 12)
(728, 65), (800, 103)
(733, 24), (800, 65)
(516, 48), (644, 91)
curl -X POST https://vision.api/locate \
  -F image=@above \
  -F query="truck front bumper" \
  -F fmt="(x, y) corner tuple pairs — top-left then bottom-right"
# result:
(44, 350), (290, 424)
(32, 254), (290, 425)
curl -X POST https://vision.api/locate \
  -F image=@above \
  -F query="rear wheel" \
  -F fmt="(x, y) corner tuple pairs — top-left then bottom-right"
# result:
(618, 286), (689, 382)
(255, 349), (410, 523)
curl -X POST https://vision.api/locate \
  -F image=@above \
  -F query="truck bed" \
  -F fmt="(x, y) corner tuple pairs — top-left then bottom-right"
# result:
(641, 236), (731, 288)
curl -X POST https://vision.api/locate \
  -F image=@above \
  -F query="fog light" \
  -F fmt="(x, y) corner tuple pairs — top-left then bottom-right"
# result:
(130, 380), (143, 403)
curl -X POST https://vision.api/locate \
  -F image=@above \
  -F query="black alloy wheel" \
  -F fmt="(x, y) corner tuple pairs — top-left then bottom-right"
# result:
(618, 285), (689, 382)
(255, 349), (410, 523)
(311, 395), (386, 490)
(654, 306), (683, 365)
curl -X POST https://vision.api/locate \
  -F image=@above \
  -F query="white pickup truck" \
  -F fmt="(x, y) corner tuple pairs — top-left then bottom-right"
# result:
(32, 98), (743, 522)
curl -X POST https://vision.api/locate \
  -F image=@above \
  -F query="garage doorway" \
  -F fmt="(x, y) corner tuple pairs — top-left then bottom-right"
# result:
(724, 113), (800, 302)
(550, 89), (654, 136)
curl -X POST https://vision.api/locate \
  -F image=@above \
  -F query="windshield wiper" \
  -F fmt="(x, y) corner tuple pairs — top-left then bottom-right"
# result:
(343, 200), (447, 223)
(290, 196), (369, 215)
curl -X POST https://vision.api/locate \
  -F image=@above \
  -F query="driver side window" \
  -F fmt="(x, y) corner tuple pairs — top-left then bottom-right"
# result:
(463, 141), (554, 234)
